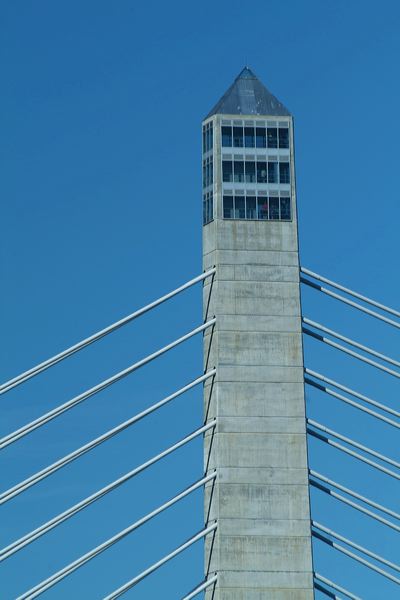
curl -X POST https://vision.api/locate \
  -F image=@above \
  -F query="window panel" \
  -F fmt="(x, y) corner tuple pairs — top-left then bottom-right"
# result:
(269, 197), (280, 220)
(279, 162), (290, 184)
(245, 161), (256, 183)
(278, 128), (289, 149)
(246, 196), (257, 219)
(258, 198), (269, 220)
(280, 197), (291, 220)
(209, 124), (213, 150)
(222, 126), (232, 147)
(207, 195), (213, 222)
(268, 161), (278, 183)
(222, 161), (233, 182)
(244, 127), (255, 147)
(267, 127), (278, 148)
(256, 161), (267, 183)
(202, 127), (206, 154)
(256, 127), (266, 148)
(233, 161), (244, 182)
(223, 196), (234, 219)
(235, 196), (245, 219)
(233, 127), (244, 147)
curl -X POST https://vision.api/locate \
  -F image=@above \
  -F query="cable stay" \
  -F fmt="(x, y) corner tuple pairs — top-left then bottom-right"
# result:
(0, 318), (216, 450)
(310, 478), (400, 533)
(102, 524), (217, 600)
(308, 426), (400, 481)
(300, 267), (400, 327)
(0, 422), (216, 560)
(0, 371), (216, 502)
(305, 378), (400, 429)
(303, 325), (400, 379)
(308, 419), (400, 470)
(309, 470), (400, 522)
(312, 521), (400, 585)
(303, 318), (400, 370)
(313, 573), (361, 600)
(15, 482), (217, 599)
(0, 267), (216, 395)
(181, 575), (218, 600)
(305, 369), (400, 419)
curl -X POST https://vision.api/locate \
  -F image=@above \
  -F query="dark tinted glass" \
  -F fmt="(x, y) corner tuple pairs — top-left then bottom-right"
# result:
(258, 198), (268, 220)
(246, 197), (257, 219)
(279, 162), (290, 184)
(233, 127), (243, 147)
(234, 161), (244, 182)
(222, 126), (232, 147)
(278, 128), (289, 148)
(269, 197), (280, 220)
(256, 127), (266, 148)
(268, 162), (278, 183)
(223, 196), (234, 219)
(235, 196), (245, 219)
(222, 161), (233, 182)
(280, 197), (291, 220)
(244, 127), (255, 147)
(257, 161), (267, 183)
(245, 161), (256, 183)
(267, 127), (278, 148)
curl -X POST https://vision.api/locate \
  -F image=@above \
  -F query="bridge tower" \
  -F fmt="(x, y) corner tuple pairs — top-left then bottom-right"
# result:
(202, 67), (314, 598)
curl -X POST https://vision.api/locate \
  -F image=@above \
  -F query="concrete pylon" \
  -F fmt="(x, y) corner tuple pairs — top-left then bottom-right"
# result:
(202, 68), (314, 599)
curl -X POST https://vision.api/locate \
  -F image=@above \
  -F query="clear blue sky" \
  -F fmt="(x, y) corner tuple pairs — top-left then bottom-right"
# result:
(1, 1), (400, 598)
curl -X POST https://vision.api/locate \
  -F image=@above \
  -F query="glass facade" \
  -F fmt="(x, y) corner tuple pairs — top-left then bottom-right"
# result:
(222, 159), (289, 185)
(223, 194), (291, 221)
(203, 118), (292, 225)
(222, 124), (289, 150)
(202, 121), (214, 225)
(203, 192), (213, 224)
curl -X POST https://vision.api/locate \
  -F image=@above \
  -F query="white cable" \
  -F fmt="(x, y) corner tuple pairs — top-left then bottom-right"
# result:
(16, 481), (217, 600)
(0, 268), (216, 394)
(0, 318), (216, 449)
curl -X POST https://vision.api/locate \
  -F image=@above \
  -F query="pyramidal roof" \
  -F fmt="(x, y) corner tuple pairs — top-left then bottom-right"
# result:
(206, 67), (290, 118)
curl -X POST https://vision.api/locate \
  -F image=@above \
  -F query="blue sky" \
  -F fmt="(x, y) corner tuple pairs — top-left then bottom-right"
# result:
(1, 1), (400, 598)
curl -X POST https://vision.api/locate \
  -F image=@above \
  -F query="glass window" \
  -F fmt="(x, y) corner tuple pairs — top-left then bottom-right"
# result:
(279, 162), (290, 184)
(222, 161), (233, 182)
(268, 161), (278, 183)
(245, 161), (256, 183)
(202, 127), (206, 154)
(279, 128), (289, 149)
(269, 197), (280, 220)
(209, 124), (213, 151)
(202, 160), (206, 188)
(233, 127), (243, 147)
(256, 127), (266, 148)
(223, 196), (234, 219)
(208, 195), (213, 221)
(203, 199), (207, 224)
(222, 126), (232, 147)
(256, 161), (267, 183)
(244, 127), (255, 147)
(258, 198), (269, 220)
(246, 196), (257, 219)
(234, 161), (244, 182)
(267, 128), (278, 148)
(235, 196), (245, 219)
(280, 197), (291, 220)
